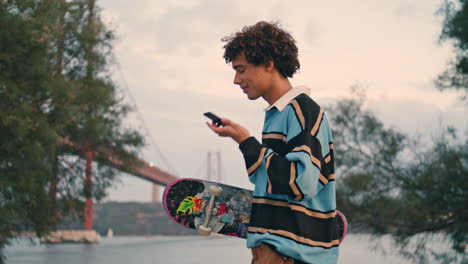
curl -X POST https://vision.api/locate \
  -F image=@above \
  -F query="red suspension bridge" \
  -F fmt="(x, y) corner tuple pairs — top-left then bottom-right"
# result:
(54, 63), (224, 232)
(59, 137), (178, 230)
(59, 137), (223, 231)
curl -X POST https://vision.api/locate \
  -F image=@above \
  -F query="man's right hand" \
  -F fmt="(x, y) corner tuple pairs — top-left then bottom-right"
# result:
(206, 118), (251, 144)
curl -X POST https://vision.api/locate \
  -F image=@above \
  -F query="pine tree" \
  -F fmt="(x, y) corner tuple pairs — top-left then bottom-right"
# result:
(0, 1), (62, 260)
(0, 1), (144, 262)
(437, 0), (468, 100)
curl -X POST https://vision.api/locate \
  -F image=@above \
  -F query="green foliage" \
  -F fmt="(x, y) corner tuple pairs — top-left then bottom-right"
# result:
(0, 1), (144, 262)
(437, 0), (468, 99)
(403, 131), (468, 240)
(0, 4), (59, 261)
(330, 89), (468, 263)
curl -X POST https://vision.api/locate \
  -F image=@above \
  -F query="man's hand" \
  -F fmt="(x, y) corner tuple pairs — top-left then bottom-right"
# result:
(206, 118), (251, 144)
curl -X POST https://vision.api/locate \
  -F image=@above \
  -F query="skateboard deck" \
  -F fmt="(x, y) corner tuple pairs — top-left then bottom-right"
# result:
(163, 178), (347, 242)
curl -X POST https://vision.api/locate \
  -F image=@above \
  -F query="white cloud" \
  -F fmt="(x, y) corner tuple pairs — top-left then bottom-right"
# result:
(142, 0), (202, 22)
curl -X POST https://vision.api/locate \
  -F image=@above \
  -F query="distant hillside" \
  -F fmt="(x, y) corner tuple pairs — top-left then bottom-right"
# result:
(59, 202), (197, 236)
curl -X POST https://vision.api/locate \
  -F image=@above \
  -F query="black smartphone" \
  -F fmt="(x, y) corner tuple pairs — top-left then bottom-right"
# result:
(203, 112), (225, 127)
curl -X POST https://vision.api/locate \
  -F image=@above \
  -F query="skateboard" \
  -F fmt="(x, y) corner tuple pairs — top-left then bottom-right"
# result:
(163, 178), (348, 242)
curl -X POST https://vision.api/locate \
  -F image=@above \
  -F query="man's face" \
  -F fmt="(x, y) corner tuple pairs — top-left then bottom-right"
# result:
(231, 53), (272, 100)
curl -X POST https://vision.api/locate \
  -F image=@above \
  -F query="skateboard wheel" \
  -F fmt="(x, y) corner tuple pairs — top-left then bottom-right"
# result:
(198, 225), (212, 236)
(208, 185), (222, 196)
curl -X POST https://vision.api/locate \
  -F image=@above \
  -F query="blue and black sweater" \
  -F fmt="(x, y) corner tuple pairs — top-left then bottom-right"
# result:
(239, 86), (339, 264)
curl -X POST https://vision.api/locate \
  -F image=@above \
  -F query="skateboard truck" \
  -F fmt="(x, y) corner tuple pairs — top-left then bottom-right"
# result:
(198, 185), (223, 236)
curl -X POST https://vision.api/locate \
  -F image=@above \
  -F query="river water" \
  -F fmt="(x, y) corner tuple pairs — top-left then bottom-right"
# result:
(5, 234), (413, 264)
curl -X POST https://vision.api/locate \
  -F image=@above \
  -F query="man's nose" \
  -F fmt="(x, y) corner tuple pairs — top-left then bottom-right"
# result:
(233, 73), (241, 85)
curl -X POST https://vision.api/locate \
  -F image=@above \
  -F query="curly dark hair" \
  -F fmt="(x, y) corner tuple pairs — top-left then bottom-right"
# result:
(222, 21), (300, 78)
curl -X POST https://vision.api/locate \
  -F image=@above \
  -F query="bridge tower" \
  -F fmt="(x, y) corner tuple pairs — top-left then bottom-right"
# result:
(84, 149), (94, 230)
(206, 152), (222, 182)
(151, 184), (161, 203)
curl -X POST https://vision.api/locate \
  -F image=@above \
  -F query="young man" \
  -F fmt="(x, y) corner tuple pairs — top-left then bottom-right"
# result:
(207, 21), (339, 264)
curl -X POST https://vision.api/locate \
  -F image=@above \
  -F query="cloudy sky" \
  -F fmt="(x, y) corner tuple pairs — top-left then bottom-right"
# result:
(98, 0), (467, 202)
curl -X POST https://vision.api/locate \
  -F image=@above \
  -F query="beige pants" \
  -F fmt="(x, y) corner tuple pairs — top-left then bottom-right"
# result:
(251, 243), (293, 264)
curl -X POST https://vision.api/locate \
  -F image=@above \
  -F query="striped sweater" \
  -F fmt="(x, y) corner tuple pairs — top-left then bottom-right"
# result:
(239, 86), (339, 264)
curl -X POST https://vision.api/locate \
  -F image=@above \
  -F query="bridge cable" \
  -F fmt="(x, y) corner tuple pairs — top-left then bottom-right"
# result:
(114, 59), (179, 176)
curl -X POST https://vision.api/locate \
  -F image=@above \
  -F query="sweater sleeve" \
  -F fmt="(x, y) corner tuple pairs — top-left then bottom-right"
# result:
(239, 104), (334, 201)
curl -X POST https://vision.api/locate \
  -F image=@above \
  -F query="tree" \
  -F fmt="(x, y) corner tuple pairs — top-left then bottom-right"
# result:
(437, 0), (468, 100)
(329, 88), (468, 264)
(0, 1), (65, 261)
(52, 0), (145, 226)
(0, 1), (144, 262)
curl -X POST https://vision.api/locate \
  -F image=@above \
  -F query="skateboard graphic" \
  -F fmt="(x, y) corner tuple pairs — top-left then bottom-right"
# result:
(163, 178), (348, 242)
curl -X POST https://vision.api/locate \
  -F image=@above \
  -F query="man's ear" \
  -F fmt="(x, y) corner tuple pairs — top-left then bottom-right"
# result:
(265, 59), (275, 72)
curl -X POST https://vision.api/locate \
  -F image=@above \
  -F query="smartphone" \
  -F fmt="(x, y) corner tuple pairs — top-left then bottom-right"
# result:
(203, 112), (225, 127)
